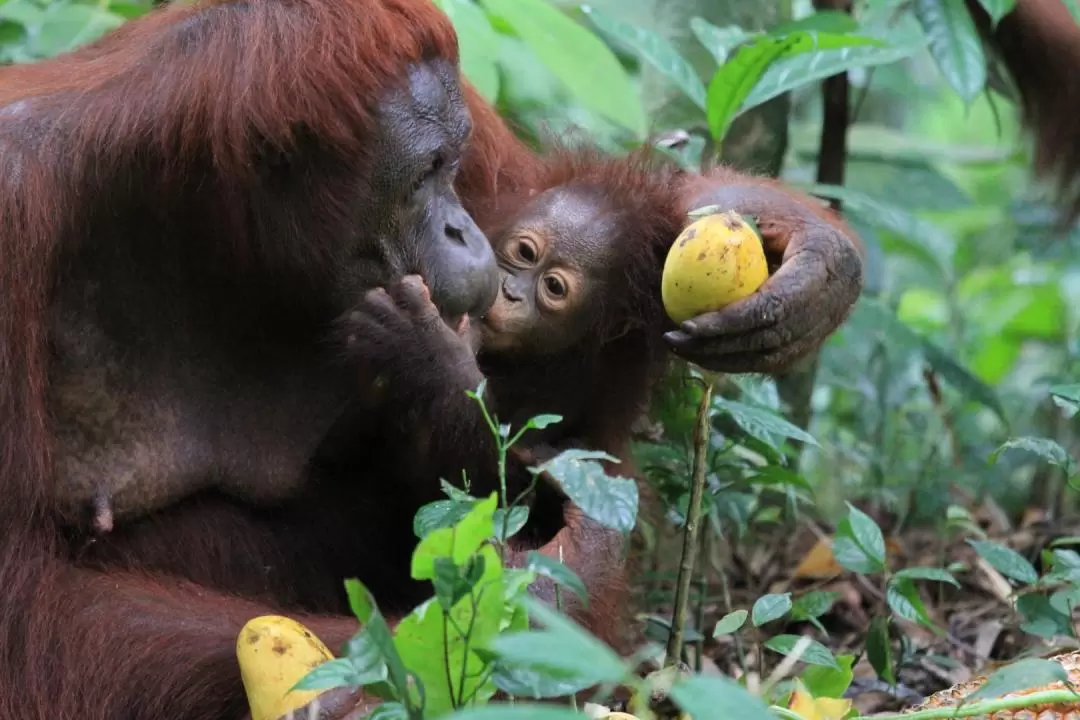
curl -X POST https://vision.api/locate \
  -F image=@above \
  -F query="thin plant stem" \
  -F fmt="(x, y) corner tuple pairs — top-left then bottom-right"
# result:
(665, 380), (714, 667)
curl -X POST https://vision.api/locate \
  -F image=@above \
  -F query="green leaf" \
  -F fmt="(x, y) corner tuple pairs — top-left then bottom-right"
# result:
(894, 567), (961, 587)
(844, 504), (887, 567)
(832, 536), (883, 575)
(706, 35), (799, 141)
(525, 552), (588, 606)
(478, 0), (646, 137)
(913, 0), (987, 103)
(965, 658), (1071, 702)
(411, 493), (497, 581)
(886, 578), (939, 631)
(689, 17), (757, 65)
(582, 6), (706, 110)
(1016, 593), (1074, 638)
(341, 581), (412, 704)
(751, 592), (793, 626)
(975, 0), (1019, 25)
(706, 30), (889, 139)
(395, 544), (505, 714)
(294, 656), (388, 692)
(968, 539), (1038, 585)
(991, 437), (1077, 478)
(791, 591), (840, 621)
(668, 674), (775, 720)
(492, 506), (530, 542)
(434, 0), (501, 102)
(713, 609), (749, 637)
(525, 413), (563, 430)
(741, 38), (924, 114)
(763, 635), (840, 668)
(805, 183), (954, 272)
(413, 499), (474, 540)
(713, 397), (820, 449)
(866, 616), (896, 685)
(537, 452), (638, 533)
(487, 596), (630, 687)
(1051, 384), (1080, 415)
(490, 663), (598, 700)
(802, 654), (856, 700)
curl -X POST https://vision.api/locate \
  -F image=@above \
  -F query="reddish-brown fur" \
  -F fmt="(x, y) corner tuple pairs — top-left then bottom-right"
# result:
(0, 1), (862, 718)
(966, 0), (1080, 224)
(351, 146), (689, 652)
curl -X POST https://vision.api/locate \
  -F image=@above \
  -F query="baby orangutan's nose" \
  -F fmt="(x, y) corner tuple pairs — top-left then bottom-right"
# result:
(502, 275), (527, 303)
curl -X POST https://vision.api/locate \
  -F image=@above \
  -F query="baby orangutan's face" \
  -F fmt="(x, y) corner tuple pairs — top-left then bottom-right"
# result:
(479, 187), (617, 358)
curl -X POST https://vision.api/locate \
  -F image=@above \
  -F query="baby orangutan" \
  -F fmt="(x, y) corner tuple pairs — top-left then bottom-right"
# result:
(331, 149), (688, 639)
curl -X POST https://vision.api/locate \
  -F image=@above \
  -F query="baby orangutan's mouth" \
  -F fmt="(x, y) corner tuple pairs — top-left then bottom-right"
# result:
(440, 313), (471, 336)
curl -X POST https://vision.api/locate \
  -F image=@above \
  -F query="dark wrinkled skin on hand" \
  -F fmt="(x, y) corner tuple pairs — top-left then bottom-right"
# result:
(342, 274), (484, 395)
(664, 183), (864, 374)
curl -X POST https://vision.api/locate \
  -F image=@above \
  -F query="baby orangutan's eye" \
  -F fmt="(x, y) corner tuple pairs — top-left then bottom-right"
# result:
(517, 240), (537, 263)
(543, 274), (566, 298)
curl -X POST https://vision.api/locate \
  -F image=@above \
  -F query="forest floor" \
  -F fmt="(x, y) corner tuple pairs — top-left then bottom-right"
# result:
(632, 501), (1080, 715)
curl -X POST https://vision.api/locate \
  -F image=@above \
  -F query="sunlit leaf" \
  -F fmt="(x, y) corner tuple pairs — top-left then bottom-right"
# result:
(689, 17), (757, 65)
(741, 38), (924, 113)
(713, 609), (749, 637)
(752, 593), (793, 626)
(801, 654), (856, 701)
(479, 0), (646, 137)
(395, 544), (505, 713)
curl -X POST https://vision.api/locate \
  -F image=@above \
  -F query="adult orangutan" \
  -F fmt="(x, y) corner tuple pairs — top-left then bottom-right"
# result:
(0, 1), (863, 719)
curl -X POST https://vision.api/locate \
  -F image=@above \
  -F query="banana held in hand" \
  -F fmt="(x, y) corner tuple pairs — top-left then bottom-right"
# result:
(661, 209), (769, 325)
(236, 615), (335, 720)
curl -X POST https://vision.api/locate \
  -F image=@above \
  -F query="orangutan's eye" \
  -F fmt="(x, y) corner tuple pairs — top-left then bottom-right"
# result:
(517, 240), (537, 263)
(543, 274), (566, 298)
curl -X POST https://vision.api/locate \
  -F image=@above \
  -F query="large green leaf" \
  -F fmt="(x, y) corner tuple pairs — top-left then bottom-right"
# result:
(913, 0), (987, 103)
(582, 6), (706, 110)
(434, 0), (501, 101)
(707, 31), (884, 141)
(741, 38), (925, 113)
(395, 545), (506, 714)
(478, 0), (646, 137)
